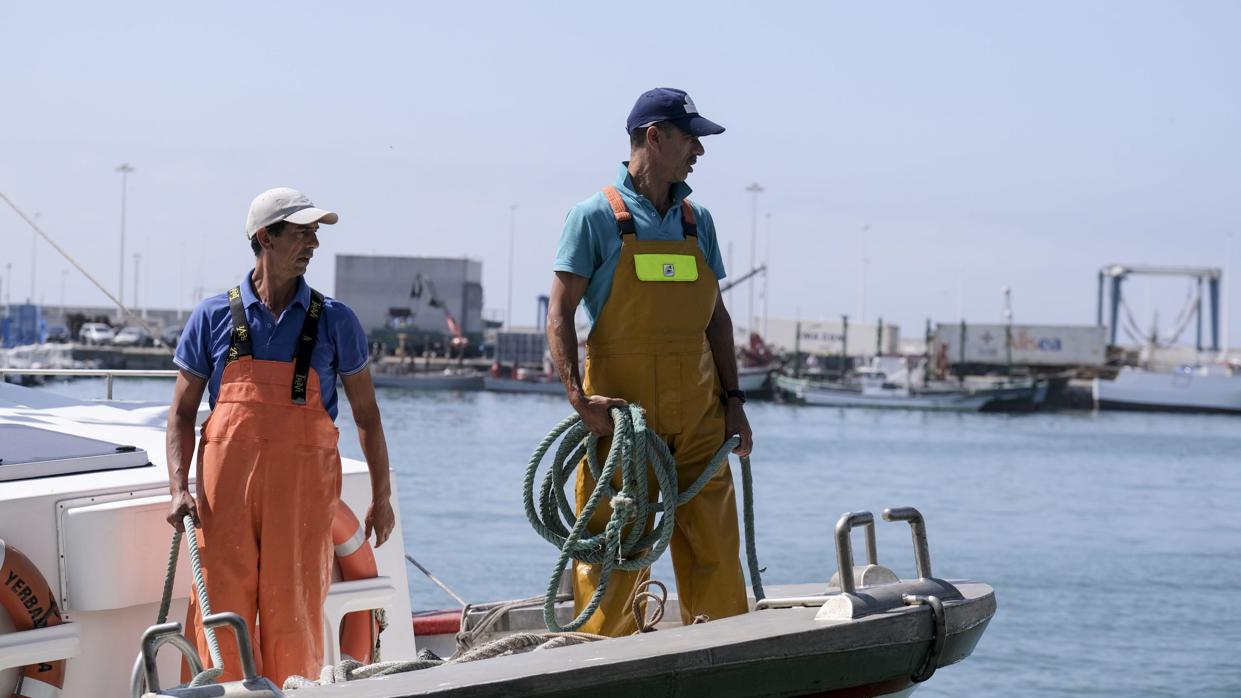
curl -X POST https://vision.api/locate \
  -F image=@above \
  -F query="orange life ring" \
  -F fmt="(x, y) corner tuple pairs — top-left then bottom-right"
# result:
(0, 539), (66, 698)
(331, 502), (381, 664)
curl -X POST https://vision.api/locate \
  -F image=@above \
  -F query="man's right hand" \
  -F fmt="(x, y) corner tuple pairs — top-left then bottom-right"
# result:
(573, 394), (628, 435)
(167, 488), (199, 531)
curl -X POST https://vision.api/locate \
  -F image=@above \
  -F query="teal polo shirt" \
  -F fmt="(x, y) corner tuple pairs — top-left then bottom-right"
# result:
(553, 163), (727, 323)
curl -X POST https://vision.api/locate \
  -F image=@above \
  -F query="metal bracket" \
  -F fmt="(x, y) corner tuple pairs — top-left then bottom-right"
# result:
(883, 507), (932, 579)
(903, 594), (946, 682)
(833, 511), (877, 595)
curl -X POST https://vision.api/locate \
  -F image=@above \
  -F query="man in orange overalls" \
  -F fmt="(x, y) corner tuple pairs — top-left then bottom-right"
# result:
(165, 188), (396, 686)
(547, 88), (755, 636)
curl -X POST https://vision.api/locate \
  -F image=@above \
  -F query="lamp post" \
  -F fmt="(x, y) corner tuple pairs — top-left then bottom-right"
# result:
(506, 203), (518, 330)
(30, 212), (40, 303)
(116, 163), (135, 321)
(763, 212), (771, 338)
(133, 252), (141, 318)
(745, 183), (764, 334)
(60, 269), (68, 316)
(858, 224), (870, 323)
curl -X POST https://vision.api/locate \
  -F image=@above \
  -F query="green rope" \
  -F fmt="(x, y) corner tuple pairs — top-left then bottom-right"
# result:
(524, 404), (764, 632)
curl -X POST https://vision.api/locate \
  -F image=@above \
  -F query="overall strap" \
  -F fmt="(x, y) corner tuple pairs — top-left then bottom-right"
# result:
(680, 199), (698, 238)
(602, 186), (635, 237)
(291, 289), (325, 404)
(602, 185), (698, 239)
(225, 286), (252, 364)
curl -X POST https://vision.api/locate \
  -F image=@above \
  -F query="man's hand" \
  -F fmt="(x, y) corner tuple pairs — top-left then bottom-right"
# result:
(167, 487), (199, 531)
(574, 394), (628, 436)
(365, 496), (396, 548)
(725, 400), (753, 457)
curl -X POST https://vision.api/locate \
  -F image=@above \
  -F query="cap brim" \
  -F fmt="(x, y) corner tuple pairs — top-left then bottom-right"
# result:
(672, 115), (725, 137)
(283, 207), (339, 226)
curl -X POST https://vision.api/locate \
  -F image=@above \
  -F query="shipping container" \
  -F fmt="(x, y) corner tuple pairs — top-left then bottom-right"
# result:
(932, 323), (1106, 367)
(763, 317), (902, 357)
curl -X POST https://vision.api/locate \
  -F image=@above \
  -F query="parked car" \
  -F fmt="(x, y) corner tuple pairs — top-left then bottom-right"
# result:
(112, 326), (155, 347)
(160, 325), (184, 348)
(78, 323), (115, 345)
(45, 324), (71, 343)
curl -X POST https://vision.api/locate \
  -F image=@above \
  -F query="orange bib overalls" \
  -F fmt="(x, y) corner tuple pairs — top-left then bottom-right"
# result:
(572, 186), (748, 636)
(182, 286), (341, 687)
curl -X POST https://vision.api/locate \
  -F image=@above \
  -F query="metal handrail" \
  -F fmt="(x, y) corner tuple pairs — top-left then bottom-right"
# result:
(0, 368), (179, 400)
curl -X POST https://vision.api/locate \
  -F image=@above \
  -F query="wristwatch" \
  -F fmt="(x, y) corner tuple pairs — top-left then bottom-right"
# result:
(724, 389), (747, 404)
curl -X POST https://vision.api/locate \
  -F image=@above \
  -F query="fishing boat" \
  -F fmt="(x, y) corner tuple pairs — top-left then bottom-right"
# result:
(370, 366), (484, 392)
(1093, 364), (1241, 414)
(0, 376), (996, 697)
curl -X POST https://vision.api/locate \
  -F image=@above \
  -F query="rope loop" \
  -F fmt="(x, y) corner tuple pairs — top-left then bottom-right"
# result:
(523, 404), (764, 632)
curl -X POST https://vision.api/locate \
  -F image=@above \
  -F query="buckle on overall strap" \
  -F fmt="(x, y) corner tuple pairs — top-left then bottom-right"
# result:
(225, 286), (252, 363)
(291, 289), (326, 404)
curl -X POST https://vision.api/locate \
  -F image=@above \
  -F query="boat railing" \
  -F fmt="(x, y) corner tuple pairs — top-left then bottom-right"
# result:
(0, 368), (179, 399)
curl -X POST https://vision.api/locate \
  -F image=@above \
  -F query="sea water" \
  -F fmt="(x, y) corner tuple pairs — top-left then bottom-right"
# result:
(37, 379), (1241, 696)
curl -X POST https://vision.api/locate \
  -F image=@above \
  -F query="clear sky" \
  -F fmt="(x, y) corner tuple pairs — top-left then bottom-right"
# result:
(2, 1), (1238, 346)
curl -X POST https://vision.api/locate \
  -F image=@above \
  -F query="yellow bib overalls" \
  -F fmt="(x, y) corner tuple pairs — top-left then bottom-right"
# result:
(572, 186), (748, 636)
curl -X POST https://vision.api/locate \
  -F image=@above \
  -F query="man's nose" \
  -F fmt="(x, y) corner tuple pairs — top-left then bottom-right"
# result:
(693, 137), (705, 156)
(305, 231), (320, 248)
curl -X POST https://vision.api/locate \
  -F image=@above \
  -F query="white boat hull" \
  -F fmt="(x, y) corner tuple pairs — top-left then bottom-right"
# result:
(1093, 368), (1241, 414)
(777, 375), (991, 411)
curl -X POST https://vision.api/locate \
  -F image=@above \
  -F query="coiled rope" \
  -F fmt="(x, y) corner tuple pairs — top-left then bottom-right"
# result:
(523, 404), (765, 632)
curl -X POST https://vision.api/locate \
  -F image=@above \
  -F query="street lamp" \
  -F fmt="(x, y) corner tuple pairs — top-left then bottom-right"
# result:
(763, 212), (771, 338)
(133, 252), (141, 317)
(30, 212), (40, 303)
(116, 163), (135, 321)
(506, 203), (518, 330)
(745, 182), (764, 334)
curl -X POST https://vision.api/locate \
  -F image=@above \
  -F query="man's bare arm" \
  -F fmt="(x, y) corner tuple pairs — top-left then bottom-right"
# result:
(341, 367), (395, 547)
(705, 291), (753, 456)
(547, 271), (626, 435)
(165, 370), (206, 530)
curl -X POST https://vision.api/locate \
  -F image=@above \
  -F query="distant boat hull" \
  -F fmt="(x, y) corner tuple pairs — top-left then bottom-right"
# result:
(483, 377), (564, 395)
(1093, 368), (1241, 414)
(372, 371), (485, 391)
(777, 375), (991, 411)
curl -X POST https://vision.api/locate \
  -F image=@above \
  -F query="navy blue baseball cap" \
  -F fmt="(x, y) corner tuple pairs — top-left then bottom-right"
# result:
(626, 88), (725, 137)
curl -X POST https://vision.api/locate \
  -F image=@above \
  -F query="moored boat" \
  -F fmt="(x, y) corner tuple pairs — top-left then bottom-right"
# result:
(1093, 365), (1241, 414)
(776, 370), (993, 411)
(371, 367), (485, 391)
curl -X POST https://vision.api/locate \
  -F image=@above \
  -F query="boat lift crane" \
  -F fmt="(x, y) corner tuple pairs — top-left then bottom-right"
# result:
(1097, 264), (1222, 352)
(411, 273), (469, 361)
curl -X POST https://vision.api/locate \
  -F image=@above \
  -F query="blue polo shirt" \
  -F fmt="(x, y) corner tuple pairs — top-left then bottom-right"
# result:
(174, 271), (369, 420)
(553, 163), (727, 323)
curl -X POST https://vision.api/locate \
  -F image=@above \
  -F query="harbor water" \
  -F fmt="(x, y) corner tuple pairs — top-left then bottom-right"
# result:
(33, 378), (1241, 696)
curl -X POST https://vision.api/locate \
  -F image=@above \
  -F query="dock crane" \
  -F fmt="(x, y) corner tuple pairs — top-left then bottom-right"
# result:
(411, 274), (470, 361)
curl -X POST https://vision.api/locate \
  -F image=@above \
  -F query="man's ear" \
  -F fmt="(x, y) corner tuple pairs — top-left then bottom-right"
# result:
(255, 227), (273, 250)
(645, 124), (662, 150)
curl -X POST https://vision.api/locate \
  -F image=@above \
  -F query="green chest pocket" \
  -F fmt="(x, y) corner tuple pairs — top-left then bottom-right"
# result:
(633, 254), (698, 282)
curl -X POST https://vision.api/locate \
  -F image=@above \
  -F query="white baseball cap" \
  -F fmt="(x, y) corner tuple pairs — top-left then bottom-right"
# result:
(245, 187), (339, 240)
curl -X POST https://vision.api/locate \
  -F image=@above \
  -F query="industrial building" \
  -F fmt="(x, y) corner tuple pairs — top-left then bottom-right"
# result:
(334, 255), (485, 350)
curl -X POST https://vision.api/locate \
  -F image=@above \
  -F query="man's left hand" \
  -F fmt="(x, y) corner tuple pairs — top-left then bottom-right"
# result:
(365, 496), (396, 548)
(725, 400), (753, 457)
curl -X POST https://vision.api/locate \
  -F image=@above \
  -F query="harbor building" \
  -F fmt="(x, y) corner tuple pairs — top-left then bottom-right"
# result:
(333, 255), (485, 351)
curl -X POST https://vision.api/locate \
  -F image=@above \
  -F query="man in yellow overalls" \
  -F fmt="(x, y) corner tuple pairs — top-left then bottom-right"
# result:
(546, 87), (754, 636)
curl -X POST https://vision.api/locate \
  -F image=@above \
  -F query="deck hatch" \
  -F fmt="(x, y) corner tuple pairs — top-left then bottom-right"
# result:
(0, 424), (151, 481)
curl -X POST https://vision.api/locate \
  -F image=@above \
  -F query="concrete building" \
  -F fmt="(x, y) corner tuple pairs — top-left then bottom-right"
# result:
(334, 255), (484, 342)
